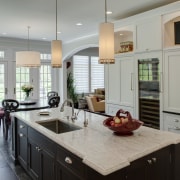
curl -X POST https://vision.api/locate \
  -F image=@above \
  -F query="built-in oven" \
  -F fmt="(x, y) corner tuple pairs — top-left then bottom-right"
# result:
(138, 58), (160, 129)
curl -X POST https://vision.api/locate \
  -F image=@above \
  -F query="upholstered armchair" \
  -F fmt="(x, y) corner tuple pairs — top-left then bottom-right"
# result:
(85, 96), (105, 112)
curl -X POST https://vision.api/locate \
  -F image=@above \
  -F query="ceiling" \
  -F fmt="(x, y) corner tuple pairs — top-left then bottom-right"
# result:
(0, 0), (178, 44)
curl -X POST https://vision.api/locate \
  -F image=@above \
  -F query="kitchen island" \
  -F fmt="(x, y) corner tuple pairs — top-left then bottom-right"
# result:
(12, 106), (180, 180)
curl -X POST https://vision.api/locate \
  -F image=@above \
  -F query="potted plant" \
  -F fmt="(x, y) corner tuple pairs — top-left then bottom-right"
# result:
(67, 72), (78, 108)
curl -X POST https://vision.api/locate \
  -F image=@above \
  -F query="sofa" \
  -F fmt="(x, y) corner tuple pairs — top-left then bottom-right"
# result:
(85, 96), (105, 112)
(93, 88), (105, 100)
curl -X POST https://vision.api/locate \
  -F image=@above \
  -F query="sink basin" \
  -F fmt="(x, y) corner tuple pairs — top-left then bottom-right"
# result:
(36, 119), (82, 134)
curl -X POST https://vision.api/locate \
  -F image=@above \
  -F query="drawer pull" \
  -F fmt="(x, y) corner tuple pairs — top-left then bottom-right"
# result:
(174, 119), (179, 123)
(19, 133), (24, 137)
(152, 157), (157, 163)
(147, 159), (152, 165)
(20, 125), (24, 129)
(174, 127), (180, 130)
(65, 157), (72, 164)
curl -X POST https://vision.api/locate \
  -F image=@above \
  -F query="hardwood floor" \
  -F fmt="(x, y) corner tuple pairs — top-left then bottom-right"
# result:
(0, 124), (31, 180)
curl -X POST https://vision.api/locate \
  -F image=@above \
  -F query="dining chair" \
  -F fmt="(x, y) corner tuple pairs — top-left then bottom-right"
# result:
(47, 91), (58, 100)
(0, 108), (5, 127)
(2, 99), (19, 140)
(48, 96), (60, 108)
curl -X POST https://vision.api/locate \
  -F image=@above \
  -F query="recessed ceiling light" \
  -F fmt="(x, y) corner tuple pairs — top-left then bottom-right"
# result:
(120, 33), (123, 36)
(42, 37), (47, 40)
(76, 23), (83, 26)
(57, 31), (61, 34)
(2, 32), (7, 35)
(106, 11), (112, 15)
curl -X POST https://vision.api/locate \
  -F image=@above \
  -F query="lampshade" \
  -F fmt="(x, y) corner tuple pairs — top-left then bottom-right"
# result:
(99, 22), (115, 64)
(99, 0), (115, 64)
(51, 40), (62, 68)
(16, 51), (40, 67)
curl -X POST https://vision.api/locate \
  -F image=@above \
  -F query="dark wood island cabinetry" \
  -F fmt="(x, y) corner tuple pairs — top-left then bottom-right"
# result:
(13, 117), (180, 180)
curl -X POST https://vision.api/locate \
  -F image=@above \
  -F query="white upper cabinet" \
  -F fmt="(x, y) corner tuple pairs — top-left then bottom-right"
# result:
(163, 49), (180, 113)
(135, 16), (162, 52)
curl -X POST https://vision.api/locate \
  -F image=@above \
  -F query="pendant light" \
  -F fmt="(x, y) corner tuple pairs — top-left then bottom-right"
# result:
(16, 26), (40, 67)
(99, 0), (115, 64)
(51, 0), (62, 68)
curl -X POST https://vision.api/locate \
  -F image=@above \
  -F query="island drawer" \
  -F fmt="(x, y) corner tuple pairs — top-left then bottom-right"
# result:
(56, 145), (85, 178)
(28, 127), (56, 156)
(163, 113), (180, 133)
(17, 120), (27, 135)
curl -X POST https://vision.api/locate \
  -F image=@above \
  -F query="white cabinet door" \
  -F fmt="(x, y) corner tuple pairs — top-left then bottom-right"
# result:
(105, 55), (135, 116)
(119, 56), (135, 107)
(164, 49), (180, 113)
(105, 60), (120, 104)
(136, 16), (162, 52)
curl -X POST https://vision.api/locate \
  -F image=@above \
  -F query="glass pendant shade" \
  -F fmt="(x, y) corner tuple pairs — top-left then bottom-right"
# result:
(99, 22), (115, 64)
(16, 51), (40, 67)
(51, 40), (62, 68)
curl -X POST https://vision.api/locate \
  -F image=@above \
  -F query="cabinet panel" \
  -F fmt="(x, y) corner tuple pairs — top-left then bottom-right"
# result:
(164, 50), (180, 113)
(126, 146), (171, 180)
(136, 16), (162, 52)
(17, 119), (28, 170)
(163, 113), (180, 133)
(106, 61), (120, 104)
(56, 145), (85, 179)
(119, 56), (134, 107)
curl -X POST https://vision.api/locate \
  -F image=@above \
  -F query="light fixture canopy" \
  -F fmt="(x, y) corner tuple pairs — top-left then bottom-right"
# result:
(16, 26), (40, 67)
(51, 0), (62, 68)
(99, 0), (115, 64)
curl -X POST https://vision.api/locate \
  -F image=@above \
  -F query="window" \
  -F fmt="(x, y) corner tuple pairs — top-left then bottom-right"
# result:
(0, 51), (5, 59)
(39, 64), (52, 99)
(73, 55), (104, 94)
(91, 56), (104, 92)
(40, 53), (51, 60)
(16, 67), (30, 101)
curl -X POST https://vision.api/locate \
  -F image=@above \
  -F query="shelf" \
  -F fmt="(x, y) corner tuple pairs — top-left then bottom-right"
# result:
(114, 28), (134, 54)
(163, 11), (180, 48)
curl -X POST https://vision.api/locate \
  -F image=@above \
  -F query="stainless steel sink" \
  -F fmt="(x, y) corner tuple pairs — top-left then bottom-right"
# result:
(36, 119), (82, 134)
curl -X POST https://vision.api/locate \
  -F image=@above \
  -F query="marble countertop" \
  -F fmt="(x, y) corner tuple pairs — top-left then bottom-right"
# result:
(12, 107), (180, 176)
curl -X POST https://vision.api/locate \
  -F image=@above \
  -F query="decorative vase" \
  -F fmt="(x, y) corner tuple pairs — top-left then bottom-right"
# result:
(24, 91), (30, 101)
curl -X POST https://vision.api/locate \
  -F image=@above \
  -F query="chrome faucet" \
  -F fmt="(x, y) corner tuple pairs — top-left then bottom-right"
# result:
(60, 99), (76, 121)
(77, 109), (88, 127)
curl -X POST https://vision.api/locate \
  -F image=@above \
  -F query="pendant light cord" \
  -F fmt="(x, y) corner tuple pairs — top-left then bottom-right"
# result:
(27, 26), (30, 51)
(105, 0), (107, 23)
(56, 0), (57, 40)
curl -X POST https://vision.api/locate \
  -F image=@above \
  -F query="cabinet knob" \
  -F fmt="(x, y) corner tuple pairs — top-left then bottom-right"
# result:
(152, 157), (157, 163)
(65, 157), (72, 164)
(37, 148), (42, 152)
(174, 119), (179, 123)
(147, 159), (152, 165)
(20, 125), (24, 129)
(19, 133), (24, 137)
(174, 127), (180, 130)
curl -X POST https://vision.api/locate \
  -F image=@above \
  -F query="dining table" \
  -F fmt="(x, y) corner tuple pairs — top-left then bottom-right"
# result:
(17, 99), (50, 111)
(0, 99), (50, 111)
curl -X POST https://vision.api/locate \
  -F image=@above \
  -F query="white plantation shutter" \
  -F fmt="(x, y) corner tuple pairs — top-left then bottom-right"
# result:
(91, 56), (104, 92)
(73, 55), (89, 93)
(73, 55), (104, 94)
